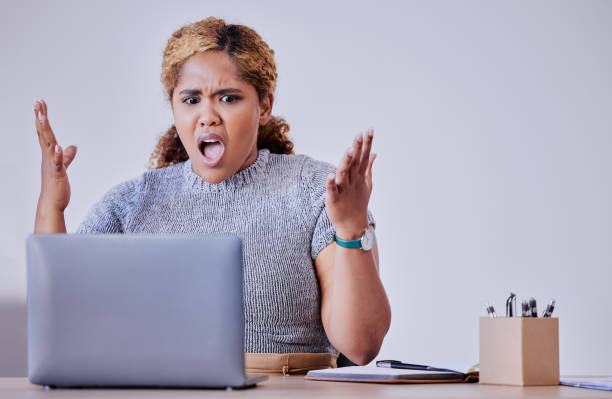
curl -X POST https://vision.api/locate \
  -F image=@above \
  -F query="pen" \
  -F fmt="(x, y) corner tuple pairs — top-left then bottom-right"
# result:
(485, 302), (497, 318)
(529, 298), (538, 318)
(542, 299), (556, 317)
(376, 360), (463, 374)
(505, 292), (516, 317)
(521, 300), (530, 317)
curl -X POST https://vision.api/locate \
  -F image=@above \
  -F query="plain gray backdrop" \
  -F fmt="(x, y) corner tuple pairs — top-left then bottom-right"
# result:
(1, 0), (610, 376)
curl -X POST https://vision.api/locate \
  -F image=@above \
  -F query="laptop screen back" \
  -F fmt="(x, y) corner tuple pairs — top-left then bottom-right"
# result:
(26, 234), (247, 388)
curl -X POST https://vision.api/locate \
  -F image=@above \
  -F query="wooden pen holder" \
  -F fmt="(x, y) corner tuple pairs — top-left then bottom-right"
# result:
(479, 317), (560, 386)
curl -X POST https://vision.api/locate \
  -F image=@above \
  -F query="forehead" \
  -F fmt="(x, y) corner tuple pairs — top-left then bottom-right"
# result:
(176, 51), (245, 90)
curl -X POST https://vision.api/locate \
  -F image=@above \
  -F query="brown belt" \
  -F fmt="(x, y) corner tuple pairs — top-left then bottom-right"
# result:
(245, 352), (338, 376)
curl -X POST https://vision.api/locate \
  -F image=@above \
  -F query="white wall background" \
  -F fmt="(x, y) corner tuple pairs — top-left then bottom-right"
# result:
(1, 0), (610, 376)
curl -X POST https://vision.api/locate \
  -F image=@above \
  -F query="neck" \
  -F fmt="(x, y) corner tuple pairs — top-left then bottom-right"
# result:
(237, 146), (259, 173)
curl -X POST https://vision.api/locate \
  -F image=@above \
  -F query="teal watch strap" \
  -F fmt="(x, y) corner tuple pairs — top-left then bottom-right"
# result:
(333, 233), (362, 249)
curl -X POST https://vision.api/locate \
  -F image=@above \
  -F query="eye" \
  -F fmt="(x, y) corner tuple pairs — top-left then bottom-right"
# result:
(182, 96), (199, 105)
(221, 95), (240, 103)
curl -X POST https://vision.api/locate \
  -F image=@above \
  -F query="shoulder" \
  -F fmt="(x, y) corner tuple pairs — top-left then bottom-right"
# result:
(299, 154), (336, 189)
(267, 152), (336, 214)
(99, 161), (185, 205)
(140, 161), (186, 191)
(266, 152), (335, 188)
(77, 162), (186, 234)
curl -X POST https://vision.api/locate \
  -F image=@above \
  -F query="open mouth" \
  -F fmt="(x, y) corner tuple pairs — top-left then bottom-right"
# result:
(197, 136), (225, 167)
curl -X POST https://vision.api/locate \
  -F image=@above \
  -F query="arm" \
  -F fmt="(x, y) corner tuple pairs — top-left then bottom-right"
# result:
(35, 204), (67, 233)
(315, 225), (390, 365)
(33, 99), (77, 233)
(315, 129), (391, 365)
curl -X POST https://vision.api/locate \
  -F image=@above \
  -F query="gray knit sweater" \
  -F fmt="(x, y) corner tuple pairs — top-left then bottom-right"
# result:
(76, 148), (375, 354)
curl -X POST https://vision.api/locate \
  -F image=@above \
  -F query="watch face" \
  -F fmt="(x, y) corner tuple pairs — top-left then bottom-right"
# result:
(361, 229), (375, 251)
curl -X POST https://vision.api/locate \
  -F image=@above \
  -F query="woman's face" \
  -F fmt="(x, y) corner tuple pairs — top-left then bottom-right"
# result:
(171, 51), (272, 183)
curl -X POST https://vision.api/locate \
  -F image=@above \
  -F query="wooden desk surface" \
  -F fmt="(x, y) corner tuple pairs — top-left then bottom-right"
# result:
(2, 376), (612, 399)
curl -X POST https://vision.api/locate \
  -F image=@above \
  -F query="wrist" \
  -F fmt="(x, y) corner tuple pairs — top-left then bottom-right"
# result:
(34, 208), (66, 233)
(37, 195), (66, 214)
(335, 222), (369, 241)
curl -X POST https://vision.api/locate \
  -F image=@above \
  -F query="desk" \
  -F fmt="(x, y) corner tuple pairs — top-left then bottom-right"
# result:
(2, 376), (612, 399)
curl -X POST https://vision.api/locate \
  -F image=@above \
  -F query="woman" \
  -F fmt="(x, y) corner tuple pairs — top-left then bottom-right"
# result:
(33, 17), (391, 374)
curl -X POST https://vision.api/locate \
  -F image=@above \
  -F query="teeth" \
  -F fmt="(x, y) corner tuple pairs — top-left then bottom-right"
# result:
(203, 139), (219, 143)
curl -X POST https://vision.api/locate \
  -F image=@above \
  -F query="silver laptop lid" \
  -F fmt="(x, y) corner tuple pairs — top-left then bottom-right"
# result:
(26, 234), (248, 388)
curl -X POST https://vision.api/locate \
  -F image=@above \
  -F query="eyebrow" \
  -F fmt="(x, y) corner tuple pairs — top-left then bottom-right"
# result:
(178, 88), (243, 96)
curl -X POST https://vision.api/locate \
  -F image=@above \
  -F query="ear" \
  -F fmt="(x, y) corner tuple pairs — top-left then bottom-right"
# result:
(258, 92), (274, 126)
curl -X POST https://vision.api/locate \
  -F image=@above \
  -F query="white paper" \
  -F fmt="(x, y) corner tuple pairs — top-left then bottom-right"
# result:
(560, 377), (612, 391)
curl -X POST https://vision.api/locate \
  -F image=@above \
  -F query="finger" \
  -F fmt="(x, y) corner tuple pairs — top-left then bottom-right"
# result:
(335, 147), (353, 189)
(41, 99), (48, 115)
(39, 105), (58, 151)
(348, 132), (363, 182)
(358, 129), (374, 175)
(35, 101), (49, 148)
(352, 132), (363, 165)
(326, 172), (339, 203)
(365, 153), (376, 187)
(34, 101), (54, 154)
(34, 102), (46, 150)
(63, 145), (77, 168)
(53, 144), (65, 173)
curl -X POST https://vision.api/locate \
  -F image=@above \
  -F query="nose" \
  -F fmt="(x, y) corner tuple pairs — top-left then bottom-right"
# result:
(198, 101), (221, 127)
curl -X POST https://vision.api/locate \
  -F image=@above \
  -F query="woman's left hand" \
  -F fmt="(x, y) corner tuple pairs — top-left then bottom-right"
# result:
(325, 128), (376, 240)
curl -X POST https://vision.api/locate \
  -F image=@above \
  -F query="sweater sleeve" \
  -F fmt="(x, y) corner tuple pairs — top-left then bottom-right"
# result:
(301, 156), (376, 261)
(75, 177), (142, 234)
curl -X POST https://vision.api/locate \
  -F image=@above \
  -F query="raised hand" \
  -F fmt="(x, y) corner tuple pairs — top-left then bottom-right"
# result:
(325, 128), (376, 240)
(34, 99), (77, 214)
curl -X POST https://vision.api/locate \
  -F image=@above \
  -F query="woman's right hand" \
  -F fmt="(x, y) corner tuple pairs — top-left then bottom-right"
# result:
(34, 100), (77, 213)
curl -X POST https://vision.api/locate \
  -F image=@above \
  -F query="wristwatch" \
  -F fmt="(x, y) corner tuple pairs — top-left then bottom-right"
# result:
(334, 227), (376, 251)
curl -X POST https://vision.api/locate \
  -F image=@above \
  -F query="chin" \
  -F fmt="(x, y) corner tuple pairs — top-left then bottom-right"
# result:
(205, 174), (229, 184)
(191, 159), (233, 184)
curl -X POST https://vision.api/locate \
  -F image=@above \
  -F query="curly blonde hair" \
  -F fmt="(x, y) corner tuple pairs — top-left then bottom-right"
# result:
(149, 17), (294, 169)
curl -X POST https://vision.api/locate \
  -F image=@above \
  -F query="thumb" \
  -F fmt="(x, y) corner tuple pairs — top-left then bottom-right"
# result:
(63, 145), (77, 169)
(365, 153), (376, 187)
(53, 144), (64, 172)
(326, 173), (339, 203)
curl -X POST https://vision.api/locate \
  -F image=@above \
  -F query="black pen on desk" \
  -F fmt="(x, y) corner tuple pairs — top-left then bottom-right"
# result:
(542, 299), (556, 317)
(376, 360), (462, 374)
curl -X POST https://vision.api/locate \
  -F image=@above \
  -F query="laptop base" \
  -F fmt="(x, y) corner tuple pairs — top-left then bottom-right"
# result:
(40, 375), (268, 390)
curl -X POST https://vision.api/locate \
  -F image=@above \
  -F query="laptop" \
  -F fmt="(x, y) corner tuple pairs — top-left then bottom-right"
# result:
(25, 234), (267, 389)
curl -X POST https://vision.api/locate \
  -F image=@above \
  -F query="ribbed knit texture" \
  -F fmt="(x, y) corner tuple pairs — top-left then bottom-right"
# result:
(76, 148), (375, 354)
